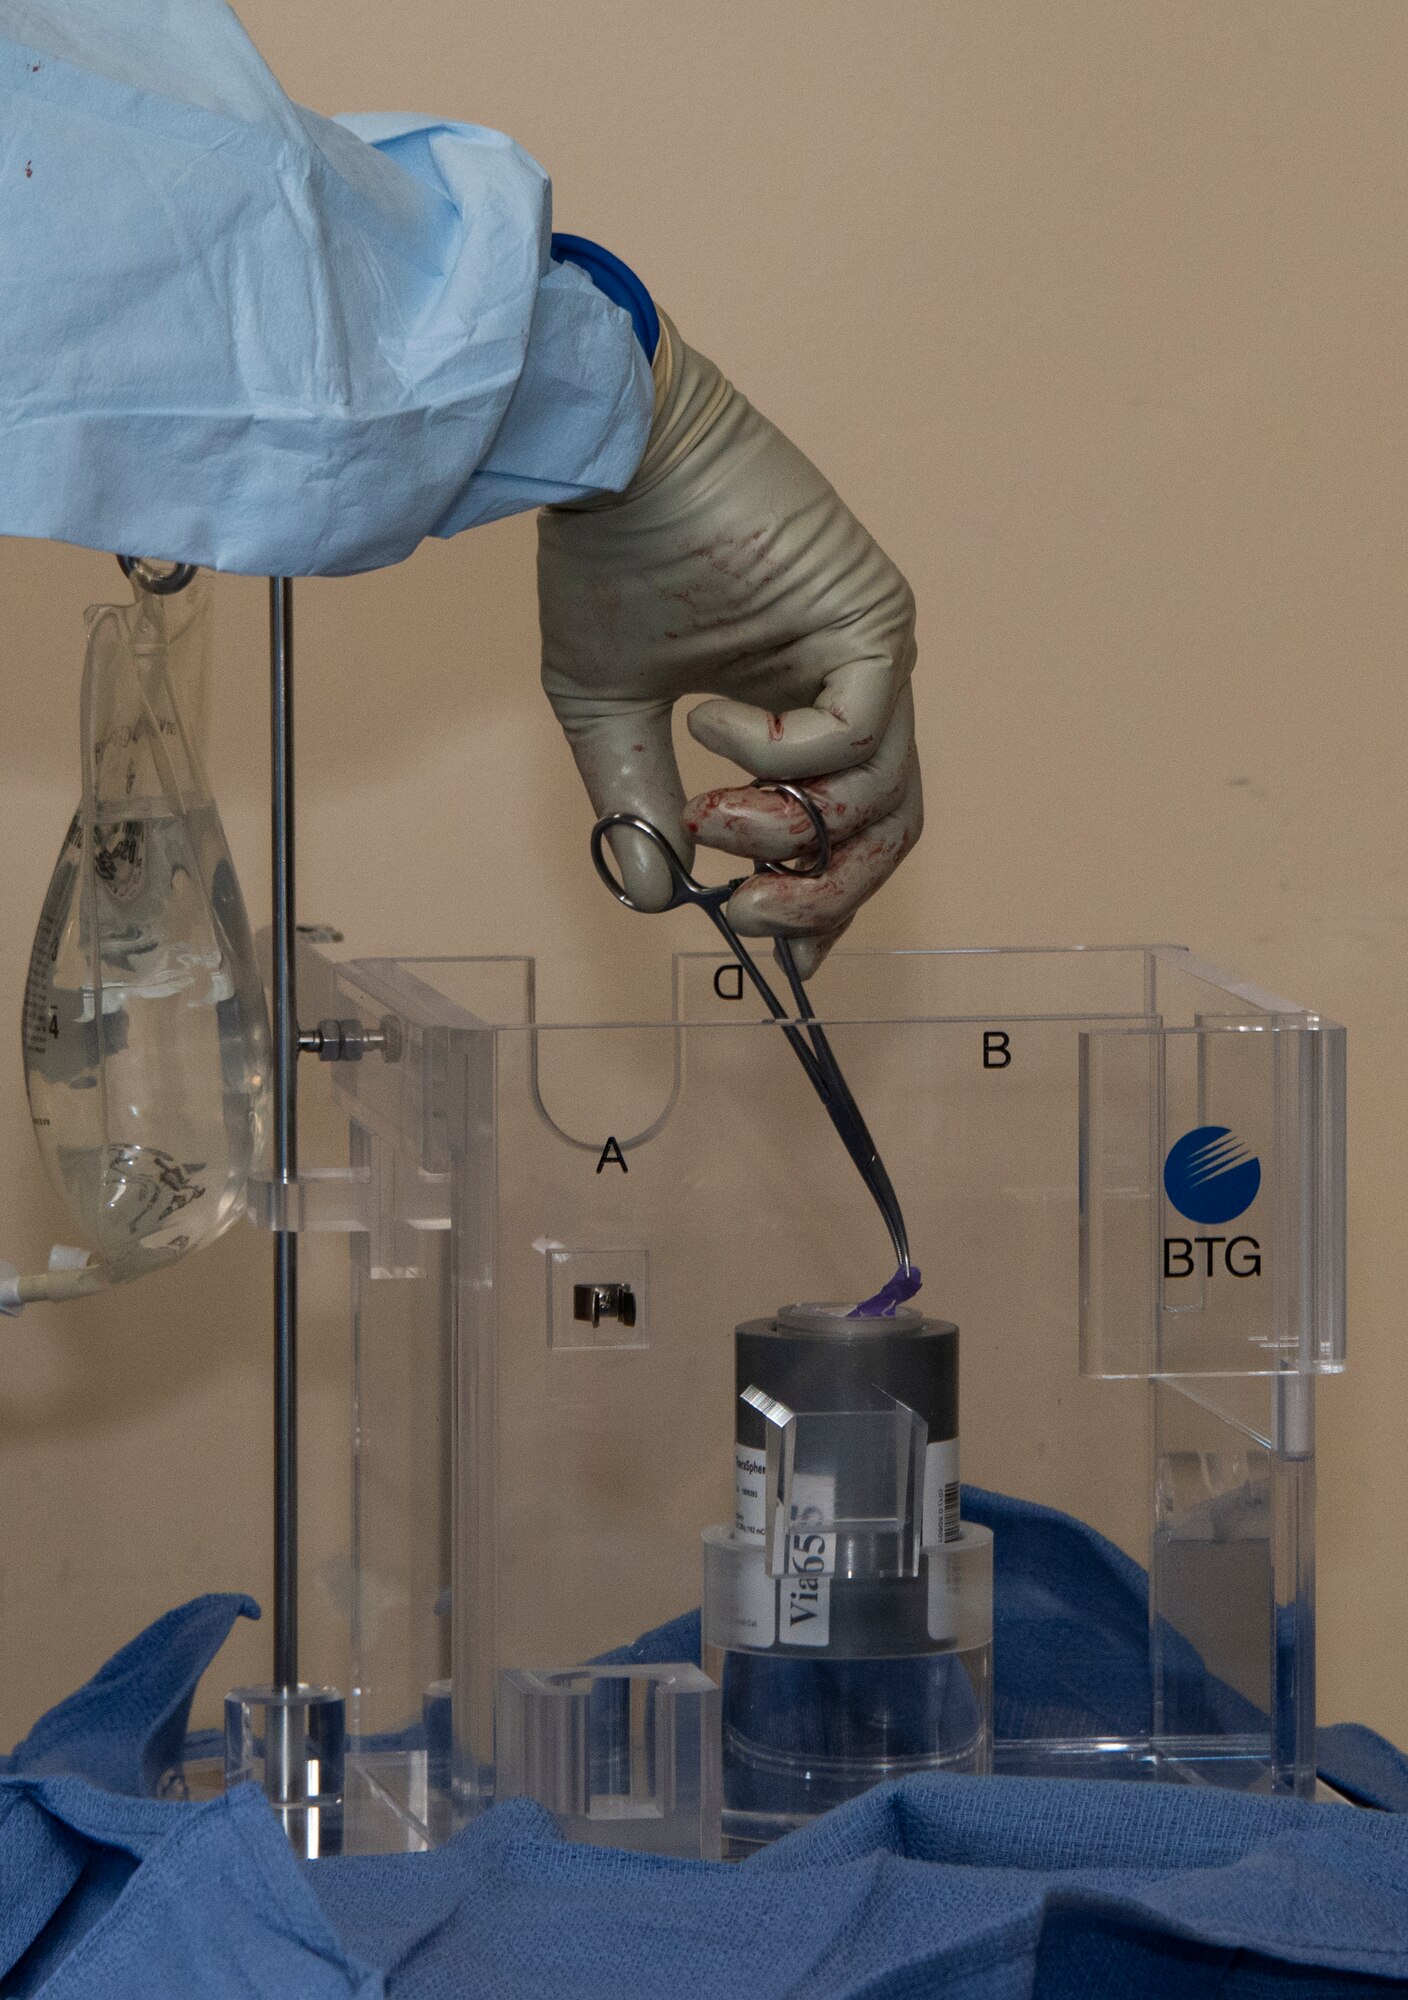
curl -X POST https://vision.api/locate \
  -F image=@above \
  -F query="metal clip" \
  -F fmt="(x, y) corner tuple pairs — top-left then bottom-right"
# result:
(572, 1282), (637, 1330)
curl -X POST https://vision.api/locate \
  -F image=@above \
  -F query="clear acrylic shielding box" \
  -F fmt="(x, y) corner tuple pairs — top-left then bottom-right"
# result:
(255, 943), (1344, 1852)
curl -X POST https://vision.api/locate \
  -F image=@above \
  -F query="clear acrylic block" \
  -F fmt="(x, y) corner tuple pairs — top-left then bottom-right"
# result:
(496, 1663), (721, 1857)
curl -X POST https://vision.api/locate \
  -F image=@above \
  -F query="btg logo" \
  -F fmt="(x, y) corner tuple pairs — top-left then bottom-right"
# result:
(1162, 1125), (1262, 1279)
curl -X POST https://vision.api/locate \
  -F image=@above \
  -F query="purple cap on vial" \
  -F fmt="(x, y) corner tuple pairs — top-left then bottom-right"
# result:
(848, 1264), (924, 1318)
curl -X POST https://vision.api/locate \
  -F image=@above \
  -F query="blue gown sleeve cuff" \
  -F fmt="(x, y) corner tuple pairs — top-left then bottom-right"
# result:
(550, 234), (660, 362)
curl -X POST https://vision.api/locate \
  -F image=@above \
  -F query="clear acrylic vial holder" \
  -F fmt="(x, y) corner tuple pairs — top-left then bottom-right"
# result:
(703, 1522), (994, 1853)
(253, 944), (1343, 1853)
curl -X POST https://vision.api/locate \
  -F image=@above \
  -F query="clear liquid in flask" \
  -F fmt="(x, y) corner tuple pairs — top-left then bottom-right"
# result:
(21, 578), (270, 1281)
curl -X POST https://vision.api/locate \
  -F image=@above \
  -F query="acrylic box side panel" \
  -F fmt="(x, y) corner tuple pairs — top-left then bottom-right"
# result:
(1149, 949), (1306, 1029)
(362, 956), (535, 1030)
(1082, 1022), (1345, 1386)
(1198, 1019), (1345, 1381)
(1271, 1388), (1316, 1794)
(1150, 1377), (1314, 1795)
(348, 1117), (452, 1742)
(486, 1011), (1151, 1717)
(1152, 1379), (1271, 1746)
(449, 1025), (500, 1809)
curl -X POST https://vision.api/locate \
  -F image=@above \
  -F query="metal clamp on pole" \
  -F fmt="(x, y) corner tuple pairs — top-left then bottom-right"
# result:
(299, 1018), (402, 1064)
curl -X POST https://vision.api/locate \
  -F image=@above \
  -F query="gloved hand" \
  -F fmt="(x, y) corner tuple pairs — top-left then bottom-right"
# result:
(538, 309), (921, 979)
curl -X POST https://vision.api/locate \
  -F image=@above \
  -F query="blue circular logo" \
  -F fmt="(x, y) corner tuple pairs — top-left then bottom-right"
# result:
(1163, 1125), (1261, 1226)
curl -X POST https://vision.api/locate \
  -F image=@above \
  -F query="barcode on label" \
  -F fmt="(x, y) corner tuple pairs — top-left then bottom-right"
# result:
(923, 1437), (961, 1547)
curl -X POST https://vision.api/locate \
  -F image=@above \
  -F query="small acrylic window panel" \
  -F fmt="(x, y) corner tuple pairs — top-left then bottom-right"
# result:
(546, 1246), (650, 1350)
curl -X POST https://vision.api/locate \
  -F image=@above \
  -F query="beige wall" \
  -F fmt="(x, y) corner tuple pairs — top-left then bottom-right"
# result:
(1, 1), (1405, 1749)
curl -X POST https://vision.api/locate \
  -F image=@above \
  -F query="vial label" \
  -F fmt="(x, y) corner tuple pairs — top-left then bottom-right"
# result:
(734, 1443), (767, 1544)
(922, 1436), (960, 1547)
(786, 1468), (837, 1577)
(780, 1574), (831, 1647)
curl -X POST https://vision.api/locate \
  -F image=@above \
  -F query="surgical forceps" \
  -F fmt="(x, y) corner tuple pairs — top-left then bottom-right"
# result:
(590, 783), (913, 1280)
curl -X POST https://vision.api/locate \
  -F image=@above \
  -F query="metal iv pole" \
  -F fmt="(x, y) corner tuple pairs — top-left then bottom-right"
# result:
(116, 557), (347, 1848)
(269, 576), (300, 1706)
(119, 555), (302, 1698)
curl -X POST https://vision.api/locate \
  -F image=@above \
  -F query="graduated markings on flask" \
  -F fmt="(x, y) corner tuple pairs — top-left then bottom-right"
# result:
(21, 816), (80, 1064)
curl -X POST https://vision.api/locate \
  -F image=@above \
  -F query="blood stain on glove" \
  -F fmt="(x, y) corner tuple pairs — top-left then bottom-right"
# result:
(686, 526), (778, 588)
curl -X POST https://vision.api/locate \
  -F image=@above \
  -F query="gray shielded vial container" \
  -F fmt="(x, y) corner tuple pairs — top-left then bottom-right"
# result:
(705, 1303), (993, 1854)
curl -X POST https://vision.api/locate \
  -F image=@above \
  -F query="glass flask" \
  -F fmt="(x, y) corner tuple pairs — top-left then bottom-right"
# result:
(22, 574), (271, 1282)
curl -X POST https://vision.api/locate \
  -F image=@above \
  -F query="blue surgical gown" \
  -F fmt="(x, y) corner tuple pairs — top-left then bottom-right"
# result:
(0, 0), (654, 575)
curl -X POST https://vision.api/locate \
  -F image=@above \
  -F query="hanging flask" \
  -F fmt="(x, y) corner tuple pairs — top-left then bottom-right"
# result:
(21, 571), (270, 1287)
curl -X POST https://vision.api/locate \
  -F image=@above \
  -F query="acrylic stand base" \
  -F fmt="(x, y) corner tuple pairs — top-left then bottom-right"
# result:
(224, 1683), (346, 1858)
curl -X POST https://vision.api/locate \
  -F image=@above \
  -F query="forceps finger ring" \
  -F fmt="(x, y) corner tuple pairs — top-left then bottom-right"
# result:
(589, 813), (700, 912)
(752, 780), (831, 879)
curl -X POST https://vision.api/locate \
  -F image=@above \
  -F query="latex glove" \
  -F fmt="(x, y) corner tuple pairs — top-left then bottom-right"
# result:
(538, 309), (921, 979)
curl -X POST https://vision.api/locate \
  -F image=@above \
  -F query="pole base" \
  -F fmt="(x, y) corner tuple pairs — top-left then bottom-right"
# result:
(225, 1682), (345, 1857)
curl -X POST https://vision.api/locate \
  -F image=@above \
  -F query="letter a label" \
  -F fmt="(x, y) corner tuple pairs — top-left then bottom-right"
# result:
(595, 1136), (628, 1175)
